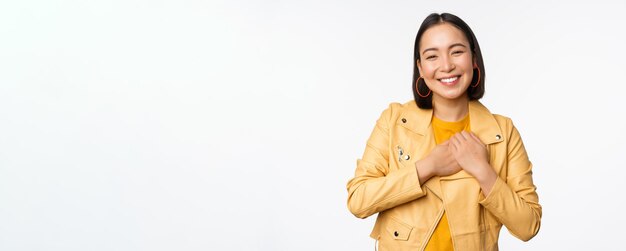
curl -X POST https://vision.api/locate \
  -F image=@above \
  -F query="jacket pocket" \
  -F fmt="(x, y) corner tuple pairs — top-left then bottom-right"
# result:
(384, 216), (413, 241)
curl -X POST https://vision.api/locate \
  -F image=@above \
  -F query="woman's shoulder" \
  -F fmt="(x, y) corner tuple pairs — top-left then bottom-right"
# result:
(469, 100), (523, 135)
(489, 112), (524, 139)
(470, 100), (515, 124)
(492, 113), (512, 124)
(373, 100), (432, 133)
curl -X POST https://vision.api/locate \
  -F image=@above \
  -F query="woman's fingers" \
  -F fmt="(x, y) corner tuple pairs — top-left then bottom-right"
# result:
(449, 134), (462, 155)
(448, 138), (457, 152)
(468, 132), (485, 146)
(449, 134), (459, 146)
(460, 131), (472, 140)
(455, 131), (486, 147)
(452, 133), (467, 149)
(450, 132), (484, 156)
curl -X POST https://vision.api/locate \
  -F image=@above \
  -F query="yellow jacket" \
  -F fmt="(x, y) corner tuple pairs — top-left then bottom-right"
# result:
(347, 100), (541, 251)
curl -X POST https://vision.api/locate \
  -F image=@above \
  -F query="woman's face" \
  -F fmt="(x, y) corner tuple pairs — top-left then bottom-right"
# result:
(417, 23), (474, 102)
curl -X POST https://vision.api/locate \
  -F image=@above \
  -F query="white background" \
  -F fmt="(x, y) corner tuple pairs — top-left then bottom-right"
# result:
(1, 0), (626, 250)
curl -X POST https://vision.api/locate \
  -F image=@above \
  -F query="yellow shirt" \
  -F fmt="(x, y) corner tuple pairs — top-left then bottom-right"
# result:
(424, 114), (470, 251)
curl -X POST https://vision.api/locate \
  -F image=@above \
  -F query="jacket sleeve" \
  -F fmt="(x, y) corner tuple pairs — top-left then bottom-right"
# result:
(479, 119), (542, 241)
(346, 104), (426, 219)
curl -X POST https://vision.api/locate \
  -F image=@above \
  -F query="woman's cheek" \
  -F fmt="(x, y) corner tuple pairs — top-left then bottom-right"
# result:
(422, 64), (437, 77)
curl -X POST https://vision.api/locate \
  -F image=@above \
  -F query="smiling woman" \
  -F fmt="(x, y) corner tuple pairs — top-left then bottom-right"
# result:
(413, 13), (485, 111)
(347, 13), (541, 251)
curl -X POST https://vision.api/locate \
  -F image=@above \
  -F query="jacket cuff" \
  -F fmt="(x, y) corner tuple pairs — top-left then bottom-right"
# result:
(478, 177), (506, 210)
(390, 161), (424, 196)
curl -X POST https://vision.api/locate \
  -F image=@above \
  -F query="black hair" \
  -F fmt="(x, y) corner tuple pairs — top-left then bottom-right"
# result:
(412, 13), (485, 109)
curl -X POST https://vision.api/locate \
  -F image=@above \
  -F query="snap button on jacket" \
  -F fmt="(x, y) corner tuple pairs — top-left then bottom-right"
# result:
(347, 100), (542, 251)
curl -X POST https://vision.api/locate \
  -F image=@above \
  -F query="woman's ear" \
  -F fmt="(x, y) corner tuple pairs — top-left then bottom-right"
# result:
(416, 59), (422, 73)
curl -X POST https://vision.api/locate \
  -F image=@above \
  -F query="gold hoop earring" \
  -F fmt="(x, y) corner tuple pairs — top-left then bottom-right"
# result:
(471, 67), (481, 88)
(415, 76), (431, 98)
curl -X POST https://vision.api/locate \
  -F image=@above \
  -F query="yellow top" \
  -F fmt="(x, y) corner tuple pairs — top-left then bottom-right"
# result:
(424, 114), (471, 251)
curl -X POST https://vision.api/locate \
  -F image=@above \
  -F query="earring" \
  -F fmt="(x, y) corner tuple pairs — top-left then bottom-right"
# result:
(471, 67), (481, 88)
(415, 76), (431, 98)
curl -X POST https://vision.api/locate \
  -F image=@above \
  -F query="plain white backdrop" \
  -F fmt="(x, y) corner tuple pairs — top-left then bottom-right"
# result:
(1, 0), (626, 250)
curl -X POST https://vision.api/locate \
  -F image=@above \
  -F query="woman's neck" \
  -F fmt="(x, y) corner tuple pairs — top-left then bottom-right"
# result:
(432, 95), (470, 122)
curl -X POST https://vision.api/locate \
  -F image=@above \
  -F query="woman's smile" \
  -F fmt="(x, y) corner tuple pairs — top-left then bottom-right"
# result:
(438, 75), (461, 86)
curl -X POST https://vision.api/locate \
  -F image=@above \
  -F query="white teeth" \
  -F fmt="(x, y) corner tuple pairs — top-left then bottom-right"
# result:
(440, 77), (458, 83)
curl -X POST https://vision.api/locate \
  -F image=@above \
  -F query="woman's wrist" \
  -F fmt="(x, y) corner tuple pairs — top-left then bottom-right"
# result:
(415, 159), (434, 185)
(475, 164), (497, 196)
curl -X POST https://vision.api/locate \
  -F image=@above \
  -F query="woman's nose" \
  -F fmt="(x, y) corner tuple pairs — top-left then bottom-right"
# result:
(440, 56), (455, 72)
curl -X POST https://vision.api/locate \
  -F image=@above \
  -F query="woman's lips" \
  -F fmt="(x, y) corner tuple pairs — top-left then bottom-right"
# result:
(438, 76), (460, 86)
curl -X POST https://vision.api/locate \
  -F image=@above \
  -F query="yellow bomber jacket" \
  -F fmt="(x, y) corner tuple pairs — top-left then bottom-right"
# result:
(347, 100), (541, 251)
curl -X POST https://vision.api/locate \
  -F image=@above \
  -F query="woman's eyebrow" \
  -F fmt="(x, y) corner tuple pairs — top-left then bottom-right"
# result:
(422, 43), (468, 54)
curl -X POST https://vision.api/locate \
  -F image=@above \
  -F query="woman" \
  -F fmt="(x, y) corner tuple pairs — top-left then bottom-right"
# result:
(346, 13), (541, 251)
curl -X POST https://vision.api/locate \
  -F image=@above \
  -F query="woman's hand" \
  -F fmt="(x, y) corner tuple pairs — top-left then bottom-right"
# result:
(415, 141), (462, 185)
(428, 140), (463, 177)
(449, 131), (497, 195)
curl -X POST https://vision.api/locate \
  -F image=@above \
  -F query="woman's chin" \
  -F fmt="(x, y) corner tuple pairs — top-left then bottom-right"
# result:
(433, 90), (468, 101)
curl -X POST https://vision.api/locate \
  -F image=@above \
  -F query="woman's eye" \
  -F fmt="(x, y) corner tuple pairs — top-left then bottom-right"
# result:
(452, 50), (464, 55)
(426, 55), (437, 60)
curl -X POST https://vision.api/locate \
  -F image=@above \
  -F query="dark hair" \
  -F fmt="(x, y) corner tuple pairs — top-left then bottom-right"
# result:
(412, 13), (485, 109)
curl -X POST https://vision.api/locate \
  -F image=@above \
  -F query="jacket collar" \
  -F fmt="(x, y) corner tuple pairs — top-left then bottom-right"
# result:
(398, 100), (504, 145)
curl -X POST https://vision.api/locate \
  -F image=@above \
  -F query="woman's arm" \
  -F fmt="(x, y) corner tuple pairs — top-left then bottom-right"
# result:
(479, 120), (542, 241)
(449, 119), (541, 241)
(346, 105), (427, 219)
